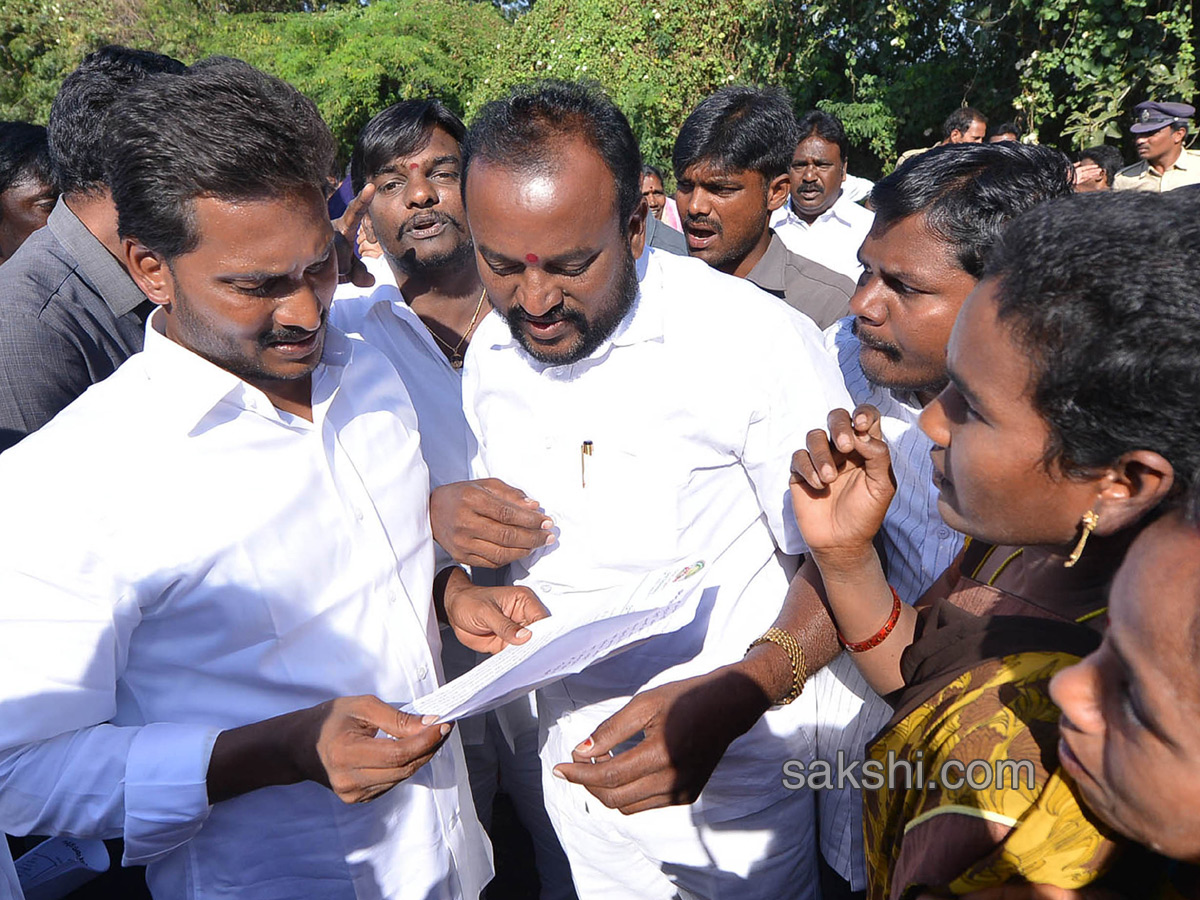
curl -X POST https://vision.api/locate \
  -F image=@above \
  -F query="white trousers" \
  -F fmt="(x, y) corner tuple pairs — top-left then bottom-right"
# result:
(536, 677), (828, 900)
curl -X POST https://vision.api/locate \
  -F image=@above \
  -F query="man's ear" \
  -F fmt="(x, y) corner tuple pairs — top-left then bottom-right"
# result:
(766, 173), (791, 212)
(628, 197), (648, 259)
(1093, 450), (1176, 534)
(123, 238), (173, 308)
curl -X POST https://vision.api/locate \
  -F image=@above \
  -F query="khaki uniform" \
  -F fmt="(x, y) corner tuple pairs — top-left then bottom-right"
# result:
(1113, 148), (1200, 192)
(895, 146), (932, 168)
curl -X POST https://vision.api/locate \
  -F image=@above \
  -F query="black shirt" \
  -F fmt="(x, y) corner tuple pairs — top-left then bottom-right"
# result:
(0, 198), (153, 452)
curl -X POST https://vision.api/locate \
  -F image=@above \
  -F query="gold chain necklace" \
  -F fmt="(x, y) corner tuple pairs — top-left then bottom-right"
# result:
(424, 288), (487, 369)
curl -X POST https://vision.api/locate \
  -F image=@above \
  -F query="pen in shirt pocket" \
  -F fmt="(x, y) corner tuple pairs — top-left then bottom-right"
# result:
(581, 440), (593, 488)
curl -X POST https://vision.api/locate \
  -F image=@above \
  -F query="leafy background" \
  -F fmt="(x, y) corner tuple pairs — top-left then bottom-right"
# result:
(0, 0), (1193, 177)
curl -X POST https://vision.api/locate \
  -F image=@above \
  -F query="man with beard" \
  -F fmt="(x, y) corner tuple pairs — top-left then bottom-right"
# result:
(329, 98), (575, 900)
(444, 79), (856, 900)
(808, 140), (1075, 894)
(673, 86), (855, 328)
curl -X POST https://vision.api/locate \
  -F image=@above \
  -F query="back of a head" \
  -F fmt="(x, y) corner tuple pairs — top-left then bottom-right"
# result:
(941, 106), (986, 141)
(105, 57), (336, 261)
(672, 86), (798, 183)
(0, 122), (52, 198)
(462, 79), (642, 229)
(1076, 145), (1124, 187)
(796, 109), (849, 163)
(871, 142), (1073, 277)
(350, 99), (466, 194)
(990, 121), (1022, 141)
(987, 191), (1200, 496)
(48, 45), (186, 196)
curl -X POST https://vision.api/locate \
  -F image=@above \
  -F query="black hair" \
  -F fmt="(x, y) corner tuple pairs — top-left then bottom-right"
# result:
(48, 45), (185, 196)
(0, 122), (53, 200)
(987, 190), (1200, 494)
(796, 109), (849, 164)
(105, 56), (336, 261)
(672, 86), (798, 183)
(350, 99), (466, 194)
(941, 106), (987, 141)
(1075, 145), (1124, 188)
(641, 163), (665, 182)
(462, 79), (641, 231)
(990, 121), (1022, 141)
(871, 142), (1073, 277)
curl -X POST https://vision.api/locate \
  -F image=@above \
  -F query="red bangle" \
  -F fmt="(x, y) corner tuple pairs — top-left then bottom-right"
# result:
(838, 585), (903, 653)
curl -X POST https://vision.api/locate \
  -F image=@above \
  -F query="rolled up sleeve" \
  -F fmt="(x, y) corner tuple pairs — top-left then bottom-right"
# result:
(123, 722), (221, 864)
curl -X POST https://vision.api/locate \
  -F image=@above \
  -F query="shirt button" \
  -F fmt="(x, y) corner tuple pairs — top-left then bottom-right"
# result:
(937, 528), (951, 539)
(538, 582), (553, 594)
(388, 589), (399, 604)
(417, 665), (429, 680)
(353, 507), (364, 521)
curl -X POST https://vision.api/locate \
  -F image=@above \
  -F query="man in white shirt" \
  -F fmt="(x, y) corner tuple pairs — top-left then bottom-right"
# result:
(329, 98), (575, 900)
(0, 58), (496, 900)
(770, 109), (875, 283)
(446, 79), (856, 900)
(810, 140), (1075, 892)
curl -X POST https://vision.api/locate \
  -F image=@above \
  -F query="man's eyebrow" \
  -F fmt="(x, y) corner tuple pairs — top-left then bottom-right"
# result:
(478, 246), (598, 265)
(216, 242), (333, 282)
(945, 362), (989, 414)
(430, 155), (461, 167)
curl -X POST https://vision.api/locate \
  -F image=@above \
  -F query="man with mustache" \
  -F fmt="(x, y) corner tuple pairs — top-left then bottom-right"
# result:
(673, 86), (855, 328)
(446, 79), (855, 900)
(0, 59), (497, 899)
(329, 99), (576, 900)
(810, 140), (1075, 894)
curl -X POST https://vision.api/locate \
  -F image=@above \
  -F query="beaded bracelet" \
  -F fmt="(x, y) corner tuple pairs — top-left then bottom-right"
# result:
(837, 585), (903, 653)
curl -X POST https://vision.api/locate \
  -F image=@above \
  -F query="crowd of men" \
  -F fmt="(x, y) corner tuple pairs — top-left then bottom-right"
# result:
(0, 43), (1197, 900)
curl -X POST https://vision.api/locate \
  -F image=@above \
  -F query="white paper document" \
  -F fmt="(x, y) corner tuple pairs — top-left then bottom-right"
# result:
(404, 559), (709, 722)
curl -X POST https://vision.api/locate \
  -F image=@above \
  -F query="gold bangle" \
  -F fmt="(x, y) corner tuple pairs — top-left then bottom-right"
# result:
(747, 627), (808, 705)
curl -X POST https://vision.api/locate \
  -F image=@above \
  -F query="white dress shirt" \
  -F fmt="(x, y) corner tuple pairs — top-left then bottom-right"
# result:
(331, 285), (472, 493)
(462, 250), (856, 899)
(0, 315), (491, 899)
(770, 194), (874, 282)
(811, 317), (966, 889)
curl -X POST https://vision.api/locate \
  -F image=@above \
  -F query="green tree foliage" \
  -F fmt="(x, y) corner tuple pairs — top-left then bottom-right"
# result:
(0, 0), (1191, 176)
(466, 0), (836, 173)
(200, 0), (506, 160)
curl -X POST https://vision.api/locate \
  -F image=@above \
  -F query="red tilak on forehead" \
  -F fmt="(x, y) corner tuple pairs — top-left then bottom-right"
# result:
(525, 253), (539, 263)
(409, 163), (420, 170)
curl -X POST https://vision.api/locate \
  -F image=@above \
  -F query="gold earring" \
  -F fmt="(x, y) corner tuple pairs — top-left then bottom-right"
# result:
(1063, 510), (1100, 568)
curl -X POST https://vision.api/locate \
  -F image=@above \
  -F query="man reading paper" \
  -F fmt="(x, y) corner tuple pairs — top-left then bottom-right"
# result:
(442, 80), (857, 900)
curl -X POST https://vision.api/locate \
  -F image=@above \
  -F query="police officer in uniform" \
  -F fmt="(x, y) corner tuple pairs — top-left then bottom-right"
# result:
(1114, 101), (1200, 193)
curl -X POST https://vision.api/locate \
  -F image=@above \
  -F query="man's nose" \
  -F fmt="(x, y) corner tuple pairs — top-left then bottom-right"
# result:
(275, 284), (324, 332)
(517, 269), (563, 318)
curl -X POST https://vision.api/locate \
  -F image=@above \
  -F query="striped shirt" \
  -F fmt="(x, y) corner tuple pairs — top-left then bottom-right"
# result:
(815, 317), (966, 889)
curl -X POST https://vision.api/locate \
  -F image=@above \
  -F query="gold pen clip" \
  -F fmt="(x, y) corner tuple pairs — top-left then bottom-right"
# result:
(581, 440), (593, 488)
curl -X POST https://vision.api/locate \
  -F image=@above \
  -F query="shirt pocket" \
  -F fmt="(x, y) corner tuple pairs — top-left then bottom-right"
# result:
(573, 443), (681, 571)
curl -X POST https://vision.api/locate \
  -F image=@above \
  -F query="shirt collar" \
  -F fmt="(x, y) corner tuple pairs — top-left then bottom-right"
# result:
(142, 308), (351, 434)
(780, 193), (850, 229)
(46, 197), (149, 318)
(745, 231), (789, 293)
